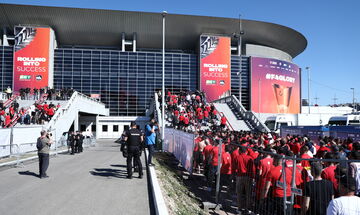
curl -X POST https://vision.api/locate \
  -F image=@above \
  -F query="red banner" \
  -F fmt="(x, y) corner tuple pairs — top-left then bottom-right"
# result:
(13, 27), (51, 91)
(200, 35), (231, 102)
(251, 57), (301, 114)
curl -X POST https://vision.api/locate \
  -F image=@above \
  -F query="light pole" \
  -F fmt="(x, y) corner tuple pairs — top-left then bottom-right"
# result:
(161, 11), (167, 141)
(351, 88), (355, 112)
(306, 67), (311, 114)
(238, 14), (244, 104)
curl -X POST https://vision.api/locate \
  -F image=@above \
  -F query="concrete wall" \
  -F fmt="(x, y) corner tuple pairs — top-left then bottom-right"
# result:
(246, 44), (292, 62)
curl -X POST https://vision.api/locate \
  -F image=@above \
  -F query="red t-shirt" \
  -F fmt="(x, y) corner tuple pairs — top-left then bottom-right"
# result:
(321, 165), (338, 191)
(266, 166), (301, 197)
(300, 153), (312, 168)
(0, 110), (5, 116)
(221, 116), (227, 125)
(203, 145), (213, 162)
(47, 108), (55, 116)
(203, 110), (209, 118)
(174, 110), (179, 116)
(211, 146), (219, 166)
(5, 115), (11, 126)
(212, 109), (217, 115)
(221, 152), (232, 175)
(184, 117), (189, 125)
(179, 115), (185, 122)
(236, 152), (252, 176)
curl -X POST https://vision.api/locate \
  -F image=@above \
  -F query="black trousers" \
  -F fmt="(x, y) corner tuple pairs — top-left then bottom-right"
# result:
(38, 153), (49, 177)
(127, 146), (143, 177)
(70, 142), (75, 154)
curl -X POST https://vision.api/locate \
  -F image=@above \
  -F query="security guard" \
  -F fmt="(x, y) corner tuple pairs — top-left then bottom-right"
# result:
(124, 121), (144, 179)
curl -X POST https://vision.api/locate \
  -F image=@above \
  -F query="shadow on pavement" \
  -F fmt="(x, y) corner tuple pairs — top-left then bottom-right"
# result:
(110, 164), (127, 168)
(18, 170), (39, 178)
(89, 168), (128, 179)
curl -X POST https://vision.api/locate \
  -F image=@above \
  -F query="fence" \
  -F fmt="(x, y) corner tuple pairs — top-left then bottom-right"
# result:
(163, 128), (195, 173)
(0, 126), (96, 159)
(203, 142), (360, 215)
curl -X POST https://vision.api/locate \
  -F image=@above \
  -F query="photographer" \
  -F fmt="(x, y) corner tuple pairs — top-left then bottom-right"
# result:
(145, 119), (158, 166)
(36, 130), (53, 179)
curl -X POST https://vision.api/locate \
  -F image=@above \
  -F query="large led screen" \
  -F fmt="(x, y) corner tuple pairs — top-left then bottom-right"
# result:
(251, 57), (301, 114)
(13, 27), (51, 91)
(199, 35), (231, 102)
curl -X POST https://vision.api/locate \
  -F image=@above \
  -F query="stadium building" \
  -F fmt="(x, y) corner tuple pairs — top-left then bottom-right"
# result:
(0, 3), (307, 137)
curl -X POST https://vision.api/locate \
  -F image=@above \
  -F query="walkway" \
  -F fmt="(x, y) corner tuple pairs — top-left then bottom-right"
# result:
(0, 140), (152, 215)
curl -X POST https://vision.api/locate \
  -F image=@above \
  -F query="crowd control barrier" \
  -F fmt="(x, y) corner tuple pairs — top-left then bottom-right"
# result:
(163, 128), (195, 173)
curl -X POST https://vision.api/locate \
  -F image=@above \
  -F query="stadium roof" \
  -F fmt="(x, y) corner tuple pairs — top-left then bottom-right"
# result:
(0, 3), (307, 57)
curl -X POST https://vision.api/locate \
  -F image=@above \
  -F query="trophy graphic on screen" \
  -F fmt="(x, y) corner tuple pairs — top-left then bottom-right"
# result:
(273, 84), (292, 113)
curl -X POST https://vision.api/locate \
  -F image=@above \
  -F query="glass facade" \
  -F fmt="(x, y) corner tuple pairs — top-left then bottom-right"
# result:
(0, 46), (250, 116)
(53, 49), (198, 116)
(0, 46), (13, 91)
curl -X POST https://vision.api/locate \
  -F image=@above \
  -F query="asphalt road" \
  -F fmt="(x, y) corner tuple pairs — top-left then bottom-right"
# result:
(0, 139), (152, 215)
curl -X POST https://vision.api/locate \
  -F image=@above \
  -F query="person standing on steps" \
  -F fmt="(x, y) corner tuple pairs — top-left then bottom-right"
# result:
(36, 130), (53, 179)
(124, 121), (144, 179)
(145, 119), (158, 166)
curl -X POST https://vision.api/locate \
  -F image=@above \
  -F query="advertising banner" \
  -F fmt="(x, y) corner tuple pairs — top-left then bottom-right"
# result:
(13, 26), (52, 91)
(163, 128), (195, 173)
(200, 35), (231, 102)
(251, 57), (300, 114)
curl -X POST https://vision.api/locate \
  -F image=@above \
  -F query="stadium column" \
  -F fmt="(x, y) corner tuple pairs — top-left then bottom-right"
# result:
(161, 11), (167, 142)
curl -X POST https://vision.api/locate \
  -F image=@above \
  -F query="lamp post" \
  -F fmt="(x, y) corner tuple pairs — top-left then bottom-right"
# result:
(238, 14), (244, 104)
(161, 11), (167, 141)
(306, 67), (311, 114)
(351, 88), (355, 112)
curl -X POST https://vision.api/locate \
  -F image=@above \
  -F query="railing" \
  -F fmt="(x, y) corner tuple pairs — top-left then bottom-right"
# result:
(3, 94), (18, 108)
(154, 92), (162, 129)
(214, 95), (270, 132)
(45, 91), (105, 131)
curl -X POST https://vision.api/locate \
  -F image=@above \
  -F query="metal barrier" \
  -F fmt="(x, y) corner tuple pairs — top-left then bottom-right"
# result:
(202, 142), (360, 215)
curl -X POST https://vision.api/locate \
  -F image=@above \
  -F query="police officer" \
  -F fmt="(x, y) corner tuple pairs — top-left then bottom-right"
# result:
(124, 121), (144, 179)
(68, 131), (75, 155)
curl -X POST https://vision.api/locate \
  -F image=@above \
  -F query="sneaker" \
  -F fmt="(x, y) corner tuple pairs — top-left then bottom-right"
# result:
(127, 175), (133, 179)
(139, 175), (143, 179)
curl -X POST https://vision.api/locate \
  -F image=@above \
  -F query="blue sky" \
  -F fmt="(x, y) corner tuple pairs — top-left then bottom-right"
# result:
(3, 0), (360, 105)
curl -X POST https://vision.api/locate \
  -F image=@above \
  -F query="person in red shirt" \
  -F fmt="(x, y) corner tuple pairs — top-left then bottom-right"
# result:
(212, 108), (217, 119)
(208, 139), (221, 191)
(56, 103), (61, 109)
(220, 116), (227, 128)
(203, 110), (209, 124)
(300, 145), (312, 169)
(43, 102), (49, 111)
(316, 141), (331, 158)
(5, 113), (11, 127)
(256, 149), (274, 200)
(220, 145), (232, 196)
(47, 107), (55, 119)
(203, 140), (214, 184)
(262, 155), (302, 215)
(235, 146), (253, 212)
(321, 152), (339, 194)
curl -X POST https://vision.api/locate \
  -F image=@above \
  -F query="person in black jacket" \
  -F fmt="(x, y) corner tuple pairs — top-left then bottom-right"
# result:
(124, 121), (144, 179)
(67, 131), (75, 154)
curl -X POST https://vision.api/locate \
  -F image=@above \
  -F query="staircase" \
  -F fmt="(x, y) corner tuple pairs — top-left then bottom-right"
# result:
(44, 91), (108, 143)
(213, 96), (270, 133)
(214, 103), (251, 131)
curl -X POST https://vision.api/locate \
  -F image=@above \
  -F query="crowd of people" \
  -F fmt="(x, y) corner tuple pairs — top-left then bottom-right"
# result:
(17, 87), (74, 101)
(160, 91), (360, 215)
(0, 100), (61, 128)
(66, 131), (85, 155)
(161, 90), (227, 132)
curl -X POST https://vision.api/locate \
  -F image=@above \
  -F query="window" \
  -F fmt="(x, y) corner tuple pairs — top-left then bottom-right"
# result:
(102, 125), (108, 132)
(92, 124), (96, 132)
(113, 125), (119, 132)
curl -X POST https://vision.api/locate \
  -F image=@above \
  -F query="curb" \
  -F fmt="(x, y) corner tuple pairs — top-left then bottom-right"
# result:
(145, 149), (169, 215)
